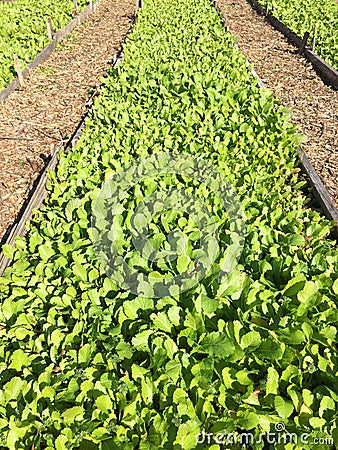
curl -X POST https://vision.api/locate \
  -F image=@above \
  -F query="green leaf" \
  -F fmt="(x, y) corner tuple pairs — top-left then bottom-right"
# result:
(302, 389), (314, 408)
(332, 279), (338, 295)
(1, 244), (16, 259)
(95, 395), (113, 414)
(266, 367), (279, 395)
(286, 234), (306, 246)
(132, 330), (152, 350)
(141, 378), (155, 403)
(257, 339), (283, 361)
(38, 244), (54, 261)
(177, 254), (191, 272)
(309, 417), (326, 429)
(41, 386), (56, 398)
(283, 274), (306, 297)
(319, 396), (335, 418)
(298, 281), (319, 304)
(237, 411), (260, 429)
(150, 311), (172, 333)
(62, 406), (85, 424)
(10, 349), (29, 371)
(167, 306), (181, 326)
(116, 341), (133, 359)
(123, 300), (139, 320)
(217, 270), (246, 298)
(236, 369), (253, 385)
(281, 329), (305, 345)
(133, 212), (148, 230)
(301, 322), (313, 341)
(274, 396), (294, 419)
(197, 332), (235, 358)
(4, 377), (26, 402)
(79, 343), (92, 364)
(6, 427), (27, 449)
(240, 331), (261, 350)
(174, 421), (201, 449)
(91, 427), (110, 441)
(73, 262), (88, 281)
(165, 359), (182, 382)
(196, 294), (219, 315)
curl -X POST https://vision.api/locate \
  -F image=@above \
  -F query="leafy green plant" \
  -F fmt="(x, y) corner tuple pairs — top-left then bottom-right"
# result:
(0, 0), (337, 448)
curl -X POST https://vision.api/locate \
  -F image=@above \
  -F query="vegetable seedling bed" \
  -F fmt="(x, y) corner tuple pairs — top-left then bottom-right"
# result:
(214, 0), (338, 233)
(217, 0), (338, 215)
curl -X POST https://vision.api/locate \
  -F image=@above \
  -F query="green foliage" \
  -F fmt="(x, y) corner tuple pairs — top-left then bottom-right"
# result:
(260, 0), (338, 70)
(0, 0), (87, 90)
(0, 0), (337, 448)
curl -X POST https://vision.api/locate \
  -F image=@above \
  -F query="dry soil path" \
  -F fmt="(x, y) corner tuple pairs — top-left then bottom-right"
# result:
(0, 0), (134, 240)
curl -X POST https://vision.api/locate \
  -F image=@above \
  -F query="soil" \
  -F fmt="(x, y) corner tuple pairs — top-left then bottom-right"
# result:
(218, 0), (338, 209)
(0, 0), (135, 241)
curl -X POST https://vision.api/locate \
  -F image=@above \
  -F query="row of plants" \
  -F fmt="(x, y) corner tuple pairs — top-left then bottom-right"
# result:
(0, 0), (337, 448)
(0, 0), (88, 90)
(257, 0), (338, 70)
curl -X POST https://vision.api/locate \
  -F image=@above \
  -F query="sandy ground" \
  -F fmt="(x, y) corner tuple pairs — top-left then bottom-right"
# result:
(0, 0), (135, 241)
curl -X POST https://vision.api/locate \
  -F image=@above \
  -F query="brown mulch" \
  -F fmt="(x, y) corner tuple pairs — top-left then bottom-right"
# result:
(218, 0), (338, 209)
(0, 0), (134, 241)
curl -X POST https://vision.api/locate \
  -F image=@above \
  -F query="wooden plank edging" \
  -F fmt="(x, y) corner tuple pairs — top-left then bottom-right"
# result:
(0, 151), (59, 275)
(0, 0), (100, 102)
(299, 152), (338, 224)
(245, 0), (338, 90)
(303, 49), (338, 90)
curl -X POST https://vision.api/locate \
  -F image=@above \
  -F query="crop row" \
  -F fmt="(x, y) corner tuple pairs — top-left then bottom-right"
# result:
(0, 0), (88, 90)
(260, 0), (338, 70)
(0, 0), (337, 448)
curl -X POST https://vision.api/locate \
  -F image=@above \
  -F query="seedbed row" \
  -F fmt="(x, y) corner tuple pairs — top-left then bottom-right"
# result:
(0, 0), (135, 242)
(217, 0), (338, 210)
(212, 2), (338, 232)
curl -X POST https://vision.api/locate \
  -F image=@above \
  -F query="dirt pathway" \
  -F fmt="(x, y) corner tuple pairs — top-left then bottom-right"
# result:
(218, 0), (338, 208)
(0, 0), (134, 241)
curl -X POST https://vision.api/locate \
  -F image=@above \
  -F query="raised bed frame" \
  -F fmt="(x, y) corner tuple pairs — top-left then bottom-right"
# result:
(246, 0), (338, 90)
(0, 0), (101, 102)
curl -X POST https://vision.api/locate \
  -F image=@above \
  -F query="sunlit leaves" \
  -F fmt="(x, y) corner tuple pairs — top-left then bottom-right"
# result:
(0, 0), (337, 447)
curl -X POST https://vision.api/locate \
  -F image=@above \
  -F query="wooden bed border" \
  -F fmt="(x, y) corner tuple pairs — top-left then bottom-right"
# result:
(0, 0), (101, 102)
(246, 0), (338, 90)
